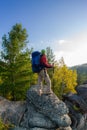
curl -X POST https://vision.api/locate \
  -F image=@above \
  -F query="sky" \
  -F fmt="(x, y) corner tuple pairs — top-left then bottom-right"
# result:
(0, 0), (87, 67)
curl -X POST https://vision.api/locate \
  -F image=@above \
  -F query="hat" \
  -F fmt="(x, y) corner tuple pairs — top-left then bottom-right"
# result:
(41, 49), (45, 54)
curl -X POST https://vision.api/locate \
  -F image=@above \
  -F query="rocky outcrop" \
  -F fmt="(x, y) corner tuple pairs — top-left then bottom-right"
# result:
(0, 85), (72, 130)
(0, 96), (26, 125)
(20, 85), (71, 129)
(63, 84), (87, 130)
(1, 83), (87, 130)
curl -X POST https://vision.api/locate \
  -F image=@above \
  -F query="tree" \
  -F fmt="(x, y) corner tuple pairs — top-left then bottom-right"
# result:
(46, 47), (56, 64)
(1, 23), (32, 100)
(52, 58), (77, 99)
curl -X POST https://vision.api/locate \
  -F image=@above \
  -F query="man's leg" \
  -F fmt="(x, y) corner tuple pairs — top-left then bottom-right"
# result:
(44, 70), (52, 92)
(38, 70), (44, 95)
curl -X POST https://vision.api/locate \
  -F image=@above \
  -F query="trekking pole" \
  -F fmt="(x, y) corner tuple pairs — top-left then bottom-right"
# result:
(53, 63), (54, 73)
(52, 63), (55, 92)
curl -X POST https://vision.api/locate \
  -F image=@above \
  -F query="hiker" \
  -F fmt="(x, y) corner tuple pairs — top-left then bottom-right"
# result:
(38, 49), (54, 95)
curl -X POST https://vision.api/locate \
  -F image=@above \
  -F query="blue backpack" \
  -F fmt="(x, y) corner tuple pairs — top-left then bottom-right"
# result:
(31, 51), (43, 73)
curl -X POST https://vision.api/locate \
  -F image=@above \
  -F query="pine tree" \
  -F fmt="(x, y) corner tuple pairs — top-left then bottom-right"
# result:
(1, 23), (32, 100)
(45, 47), (55, 77)
(46, 47), (55, 64)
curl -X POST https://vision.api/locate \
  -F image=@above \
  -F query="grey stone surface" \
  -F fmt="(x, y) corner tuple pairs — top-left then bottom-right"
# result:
(9, 127), (27, 130)
(0, 85), (72, 130)
(26, 85), (71, 127)
(63, 83), (87, 130)
(20, 101), (56, 129)
(57, 126), (72, 130)
(0, 96), (26, 125)
(29, 128), (55, 130)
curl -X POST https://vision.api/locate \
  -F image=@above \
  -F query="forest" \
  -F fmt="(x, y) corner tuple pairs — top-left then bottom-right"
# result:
(0, 23), (78, 101)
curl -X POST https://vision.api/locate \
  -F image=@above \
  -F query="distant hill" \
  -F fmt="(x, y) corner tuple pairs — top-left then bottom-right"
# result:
(70, 63), (87, 84)
(70, 63), (87, 74)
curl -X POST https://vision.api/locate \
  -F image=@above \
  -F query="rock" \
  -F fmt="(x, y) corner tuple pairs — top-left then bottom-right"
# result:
(9, 127), (27, 130)
(63, 83), (87, 130)
(29, 128), (55, 130)
(76, 84), (87, 103)
(20, 101), (56, 129)
(57, 126), (72, 130)
(0, 85), (72, 130)
(0, 96), (26, 125)
(25, 85), (71, 128)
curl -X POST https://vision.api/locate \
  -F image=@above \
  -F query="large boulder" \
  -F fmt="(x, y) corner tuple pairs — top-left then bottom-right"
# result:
(0, 96), (26, 125)
(76, 84), (87, 104)
(0, 85), (72, 130)
(20, 85), (71, 130)
(63, 83), (87, 130)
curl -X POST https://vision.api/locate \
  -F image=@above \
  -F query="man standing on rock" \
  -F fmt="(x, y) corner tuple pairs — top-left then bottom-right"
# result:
(38, 49), (54, 95)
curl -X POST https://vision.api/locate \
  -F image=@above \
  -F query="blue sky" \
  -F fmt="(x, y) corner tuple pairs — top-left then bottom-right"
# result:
(0, 0), (87, 66)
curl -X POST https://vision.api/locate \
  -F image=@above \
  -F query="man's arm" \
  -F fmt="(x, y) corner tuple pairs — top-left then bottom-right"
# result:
(41, 55), (53, 68)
